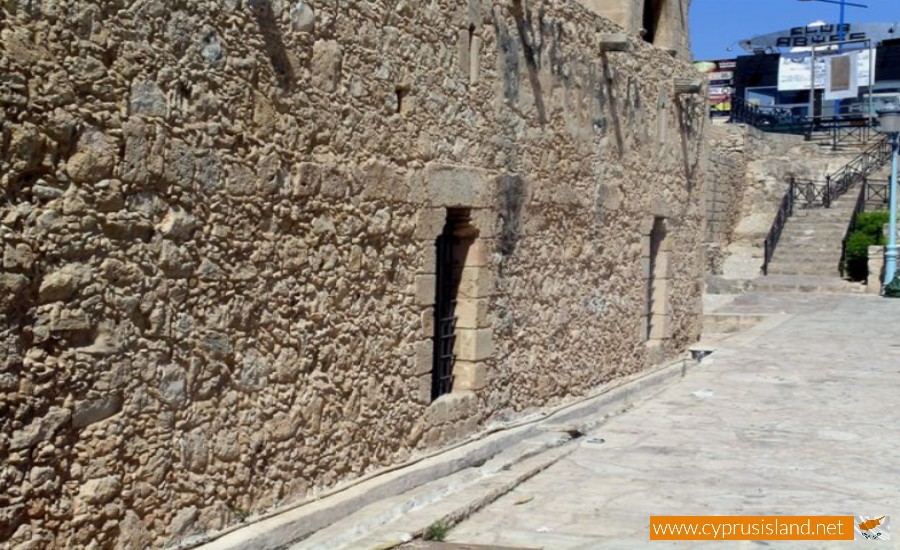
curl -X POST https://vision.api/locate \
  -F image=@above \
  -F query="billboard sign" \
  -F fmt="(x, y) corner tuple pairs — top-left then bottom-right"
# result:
(740, 22), (899, 52)
(695, 59), (736, 113)
(777, 49), (875, 91)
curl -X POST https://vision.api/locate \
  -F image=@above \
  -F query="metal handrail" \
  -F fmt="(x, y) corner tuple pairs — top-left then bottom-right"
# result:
(760, 135), (892, 276)
(729, 97), (876, 147)
(824, 136), (892, 206)
(729, 96), (809, 133)
(763, 178), (795, 276)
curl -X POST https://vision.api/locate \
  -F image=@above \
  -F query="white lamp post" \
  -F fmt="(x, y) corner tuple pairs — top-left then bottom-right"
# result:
(877, 106), (900, 292)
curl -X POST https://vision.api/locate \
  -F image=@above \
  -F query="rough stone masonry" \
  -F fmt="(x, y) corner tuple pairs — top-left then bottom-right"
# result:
(0, 0), (705, 547)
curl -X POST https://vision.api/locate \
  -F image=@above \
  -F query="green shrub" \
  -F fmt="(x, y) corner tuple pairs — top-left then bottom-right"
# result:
(844, 211), (890, 281)
(424, 520), (449, 542)
(855, 211), (890, 243)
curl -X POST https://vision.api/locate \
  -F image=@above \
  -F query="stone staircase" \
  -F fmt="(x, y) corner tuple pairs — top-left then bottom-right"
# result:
(751, 165), (891, 294)
(763, 190), (858, 277)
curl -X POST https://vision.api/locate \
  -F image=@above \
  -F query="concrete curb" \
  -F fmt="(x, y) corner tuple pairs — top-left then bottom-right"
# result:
(195, 355), (698, 550)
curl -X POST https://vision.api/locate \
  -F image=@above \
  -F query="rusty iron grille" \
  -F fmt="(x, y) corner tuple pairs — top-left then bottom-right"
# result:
(432, 226), (458, 400)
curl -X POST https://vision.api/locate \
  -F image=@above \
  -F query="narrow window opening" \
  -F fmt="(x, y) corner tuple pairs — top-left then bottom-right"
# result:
(432, 208), (473, 400)
(645, 217), (666, 341)
(395, 87), (411, 115)
(642, 0), (662, 44)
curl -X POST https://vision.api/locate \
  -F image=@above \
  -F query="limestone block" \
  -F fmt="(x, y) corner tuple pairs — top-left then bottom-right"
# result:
(170, 506), (199, 539)
(415, 374), (431, 405)
(129, 80), (167, 117)
(9, 407), (71, 451)
(455, 298), (488, 329)
(421, 309), (435, 337)
(443, 390), (477, 420)
(464, 238), (490, 267)
(424, 163), (491, 208)
(653, 252), (673, 279)
(311, 40), (342, 93)
(598, 33), (632, 52)
(65, 127), (116, 183)
(470, 210), (498, 239)
(48, 309), (91, 332)
(291, 2), (315, 32)
(78, 476), (122, 505)
(414, 208), (448, 241)
(0, 273), (29, 311)
(674, 78), (704, 95)
(470, 35), (482, 85)
(158, 241), (195, 279)
(648, 313), (670, 340)
(158, 365), (187, 408)
(419, 244), (437, 274)
(649, 283), (670, 315)
(457, 29), (470, 78)
(3, 243), (34, 270)
(38, 265), (88, 304)
(156, 207), (197, 241)
(357, 158), (407, 203)
(180, 431), (209, 472)
(454, 361), (486, 391)
(73, 394), (123, 428)
(454, 328), (493, 361)
(414, 274), (435, 305)
(414, 340), (432, 374)
(458, 267), (493, 298)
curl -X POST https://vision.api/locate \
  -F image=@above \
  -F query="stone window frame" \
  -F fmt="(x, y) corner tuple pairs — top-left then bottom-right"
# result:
(640, 215), (672, 348)
(412, 164), (496, 412)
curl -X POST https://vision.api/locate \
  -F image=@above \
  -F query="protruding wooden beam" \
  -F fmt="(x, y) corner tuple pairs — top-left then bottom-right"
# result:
(674, 78), (703, 95)
(598, 33), (633, 53)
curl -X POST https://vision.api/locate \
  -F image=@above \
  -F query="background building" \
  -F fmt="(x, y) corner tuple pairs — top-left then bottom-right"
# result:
(728, 23), (900, 118)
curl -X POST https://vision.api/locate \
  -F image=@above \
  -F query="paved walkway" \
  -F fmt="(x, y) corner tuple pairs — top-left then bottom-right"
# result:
(447, 293), (900, 549)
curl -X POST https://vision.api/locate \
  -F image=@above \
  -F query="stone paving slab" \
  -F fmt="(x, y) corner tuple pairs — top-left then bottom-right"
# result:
(448, 293), (900, 549)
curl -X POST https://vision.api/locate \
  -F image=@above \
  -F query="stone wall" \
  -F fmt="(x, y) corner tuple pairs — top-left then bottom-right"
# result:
(0, 0), (705, 547)
(703, 123), (745, 274)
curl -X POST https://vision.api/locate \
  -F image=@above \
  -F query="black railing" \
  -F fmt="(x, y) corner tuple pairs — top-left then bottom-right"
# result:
(763, 179), (794, 276)
(791, 178), (828, 209)
(760, 135), (892, 276)
(729, 97), (808, 133)
(729, 97), (876, 149)
(827, 120), (873, 150)
(824, 136), (893, 206)
(865, 179), (890, 208)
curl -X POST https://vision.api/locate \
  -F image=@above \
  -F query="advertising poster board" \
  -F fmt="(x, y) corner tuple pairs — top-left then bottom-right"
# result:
(778, 49), (874, 91)
(694, 59), (735, 114)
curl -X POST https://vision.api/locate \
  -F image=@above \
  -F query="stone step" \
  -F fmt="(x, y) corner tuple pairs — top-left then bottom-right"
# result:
(770, 256), (842, 265)
(748, 275), (865, 294)
(766, 267), (843, 276)
(778, 233), (846, 241)
(774, 240), (844, 249)
(767, 257), (842, 265)
(785, 220), (851, 227)
(779, 232), (848, 241)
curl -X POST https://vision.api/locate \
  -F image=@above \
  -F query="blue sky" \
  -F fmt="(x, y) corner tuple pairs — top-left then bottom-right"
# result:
(690, 0), (900, 61)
